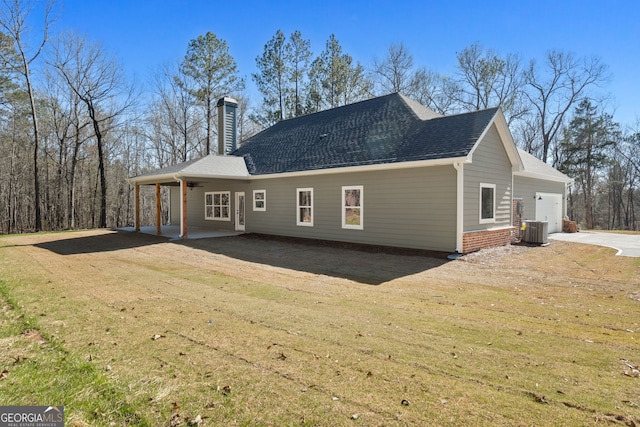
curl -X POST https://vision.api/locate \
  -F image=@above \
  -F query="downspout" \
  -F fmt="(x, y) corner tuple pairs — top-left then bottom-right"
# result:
(453, 161), (464, 253)
(511, 167), (515, 228)
(564, 181), (572, 219)
(176, 176), (188, 239)
(134, 184), (140, 232)
(155, 183), (162, 235)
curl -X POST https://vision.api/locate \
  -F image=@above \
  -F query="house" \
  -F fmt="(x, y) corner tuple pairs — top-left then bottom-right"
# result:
(513, 149), (574, 234)
(129, 93), (572, 254)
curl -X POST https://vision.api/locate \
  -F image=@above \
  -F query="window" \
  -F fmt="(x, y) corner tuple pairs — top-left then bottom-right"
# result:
(479, 183), (496, 223)
(296, 188), (313, 226)
(342, 186), (363, 229)
(205, 191), (230, 221)
(253, 190), (266, 211)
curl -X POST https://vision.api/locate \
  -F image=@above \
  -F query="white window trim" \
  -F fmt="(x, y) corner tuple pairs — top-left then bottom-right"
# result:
(479, 183), (496, 224)
(205, 191), (231, 221)
(296, 188), (313, 226)
(253, 189), (266, 211)
(341, 185), (363, 230)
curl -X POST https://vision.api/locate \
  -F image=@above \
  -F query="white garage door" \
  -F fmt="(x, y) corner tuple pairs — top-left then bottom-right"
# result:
(535, 193), (563, 233)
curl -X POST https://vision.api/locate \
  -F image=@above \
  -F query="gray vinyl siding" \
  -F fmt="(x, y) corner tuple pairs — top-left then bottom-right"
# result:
(169, 181), (250, 231)
(514, 176), (566, 221)
(166, 164), (459, 251)
(246, 166), (457, 252)
(463, 124), (513, 232)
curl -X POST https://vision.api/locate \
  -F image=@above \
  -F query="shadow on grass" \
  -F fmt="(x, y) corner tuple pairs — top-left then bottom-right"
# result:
(33, 230), (450, 285)
(181, 233), (451, 285)
(32, 229), (169, 255)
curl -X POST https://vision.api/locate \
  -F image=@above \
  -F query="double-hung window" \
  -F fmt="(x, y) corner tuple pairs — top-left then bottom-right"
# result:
(253, 190), (266, 211)
(479, 183), (496, 224)
(205, 191), (230, 221)
(342, 185), (363, 229)
(296, 188), (313, 226)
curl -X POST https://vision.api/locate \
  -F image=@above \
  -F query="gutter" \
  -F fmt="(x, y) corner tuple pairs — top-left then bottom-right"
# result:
(128, 156), (469, 184)
(249, 156), (469, 180)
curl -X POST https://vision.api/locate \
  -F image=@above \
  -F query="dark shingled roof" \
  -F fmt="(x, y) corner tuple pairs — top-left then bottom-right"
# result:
(233, 93), (499, 175)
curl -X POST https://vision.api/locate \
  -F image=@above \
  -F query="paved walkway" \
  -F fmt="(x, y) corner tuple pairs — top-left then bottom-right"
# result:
(549, 231), (640, 257)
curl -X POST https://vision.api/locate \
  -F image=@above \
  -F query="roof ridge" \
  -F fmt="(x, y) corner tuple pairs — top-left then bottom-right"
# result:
(273, 94), (396, 124)
(396, 93), (441, 120)
(430, 106), (500, 121)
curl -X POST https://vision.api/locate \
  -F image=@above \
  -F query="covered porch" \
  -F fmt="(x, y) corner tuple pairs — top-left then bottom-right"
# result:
(128, 155), (250, 240)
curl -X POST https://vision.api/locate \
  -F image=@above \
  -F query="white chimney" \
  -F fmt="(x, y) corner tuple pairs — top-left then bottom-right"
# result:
(217, 96), (238, 155)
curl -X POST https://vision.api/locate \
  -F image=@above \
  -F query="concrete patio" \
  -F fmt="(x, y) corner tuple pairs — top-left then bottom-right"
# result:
(118, 225), (243, 240)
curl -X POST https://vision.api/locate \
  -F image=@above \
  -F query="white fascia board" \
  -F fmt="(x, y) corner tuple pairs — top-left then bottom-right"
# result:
(127, 173), (178, 185)
(129, 157), (471, 184)
(174, 173), (250, 181)
(248, 157), (470, 180)
(514, 170), (574, 184)
(128, 172), (250, 185)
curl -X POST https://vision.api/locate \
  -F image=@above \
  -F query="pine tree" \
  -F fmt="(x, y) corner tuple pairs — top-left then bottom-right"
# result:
(559, 99), (619, 229)
(177, 32), (243, 155)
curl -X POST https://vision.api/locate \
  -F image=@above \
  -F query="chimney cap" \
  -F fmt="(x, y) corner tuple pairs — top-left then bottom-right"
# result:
(217, 96), (238, 107)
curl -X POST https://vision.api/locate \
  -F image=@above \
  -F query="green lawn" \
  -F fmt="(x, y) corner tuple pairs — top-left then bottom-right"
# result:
(0, 230), (638, 426)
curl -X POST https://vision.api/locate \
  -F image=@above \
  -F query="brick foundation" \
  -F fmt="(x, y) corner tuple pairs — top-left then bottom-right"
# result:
(462, 227), (515, 253)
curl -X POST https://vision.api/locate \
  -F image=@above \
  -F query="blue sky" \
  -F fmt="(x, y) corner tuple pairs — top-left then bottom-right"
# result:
(54, 0), (639, 126)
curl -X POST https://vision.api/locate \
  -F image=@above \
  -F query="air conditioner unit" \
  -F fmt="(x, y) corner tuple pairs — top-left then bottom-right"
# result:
(523, 221), (548, 244)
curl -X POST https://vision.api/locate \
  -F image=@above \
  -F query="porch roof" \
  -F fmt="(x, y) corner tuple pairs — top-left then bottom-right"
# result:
(129, 154), (250, 185)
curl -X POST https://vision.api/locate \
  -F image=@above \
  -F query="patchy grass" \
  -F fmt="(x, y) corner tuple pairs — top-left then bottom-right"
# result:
(0, 281), (150, 426)
(0, 230), (639, 426)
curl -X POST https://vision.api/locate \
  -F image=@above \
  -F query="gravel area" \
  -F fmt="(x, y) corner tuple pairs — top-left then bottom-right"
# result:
(456, 243), (534, 264)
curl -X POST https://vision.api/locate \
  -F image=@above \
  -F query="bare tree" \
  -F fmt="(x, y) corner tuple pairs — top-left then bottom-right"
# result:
(52, 32), (135, 228)
(233, 91), (261, 144)
(372, 42), (416, 95)
(44, 63), (93, 229)
(454, 43), (526, 124)
(523, 50), (610, 163)
(147, 62), (202, 165)
(411, 68), (459, 115)
(0, 0), (54, 231)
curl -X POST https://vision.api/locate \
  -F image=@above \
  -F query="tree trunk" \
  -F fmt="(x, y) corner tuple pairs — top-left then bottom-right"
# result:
(68, 132), (81, 229)
(22, 60), (42, 231)
(206, 95), (211, 155)
(86, 102), (108, 228)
